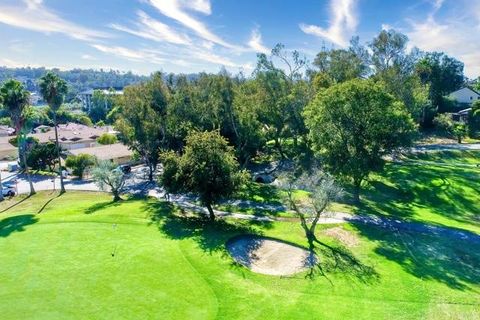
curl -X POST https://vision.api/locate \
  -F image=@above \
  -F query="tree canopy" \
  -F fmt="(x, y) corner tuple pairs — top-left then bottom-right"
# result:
(304, 79), (417, 202)
(160, 130), (247, 221)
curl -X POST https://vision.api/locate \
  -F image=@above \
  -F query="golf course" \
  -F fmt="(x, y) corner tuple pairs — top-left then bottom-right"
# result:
(0, 151), (479, 319)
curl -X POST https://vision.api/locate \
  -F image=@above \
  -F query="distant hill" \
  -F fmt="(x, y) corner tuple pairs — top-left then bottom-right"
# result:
(0, 67), (149, 101)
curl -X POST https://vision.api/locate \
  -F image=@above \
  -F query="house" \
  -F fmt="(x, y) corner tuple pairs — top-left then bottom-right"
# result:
(67, 143), (133, 164)
(0, 136), (18, 160)
(30, 123), (115, 150)
(452, 108), (471, 123)
(77, 88), (123, 111)
(448, 87), (480, 105)
(0, 126), (15, 137)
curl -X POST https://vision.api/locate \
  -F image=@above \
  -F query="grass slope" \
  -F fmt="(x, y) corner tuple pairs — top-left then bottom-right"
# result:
(0, 190), (479, 319)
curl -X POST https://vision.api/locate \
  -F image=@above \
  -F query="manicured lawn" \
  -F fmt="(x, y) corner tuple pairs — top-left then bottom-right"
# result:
(357, 151), (480, 234)
(232, 151), (480, 234)
(0, 191), (479, 319)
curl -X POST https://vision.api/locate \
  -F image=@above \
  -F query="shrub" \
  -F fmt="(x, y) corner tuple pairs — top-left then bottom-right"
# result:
(97, 133), (117, 145)
(65, 154), (96, 179)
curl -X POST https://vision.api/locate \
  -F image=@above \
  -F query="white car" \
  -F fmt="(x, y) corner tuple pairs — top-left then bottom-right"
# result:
(1, 185), (16, 197)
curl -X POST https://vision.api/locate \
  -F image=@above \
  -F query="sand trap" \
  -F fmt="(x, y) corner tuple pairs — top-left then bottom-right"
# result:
(226, 235), (316, 276)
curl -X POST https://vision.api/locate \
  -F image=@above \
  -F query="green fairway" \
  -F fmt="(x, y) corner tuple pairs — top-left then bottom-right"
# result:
(356, 151), (480, 234)
(0, 190), (479, 319)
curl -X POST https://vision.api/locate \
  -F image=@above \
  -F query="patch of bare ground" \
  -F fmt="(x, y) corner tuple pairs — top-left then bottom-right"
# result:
(323, 227), (360, 247)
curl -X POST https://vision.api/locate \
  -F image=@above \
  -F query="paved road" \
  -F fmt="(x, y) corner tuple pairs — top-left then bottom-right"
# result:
(411, 143), (480, 152)
(0, 165), (154, 195)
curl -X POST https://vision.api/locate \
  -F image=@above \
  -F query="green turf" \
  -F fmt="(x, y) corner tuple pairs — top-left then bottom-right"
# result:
(0, 190), (479, 319)
(231, 151), (480, 234)
(355, 151), (480, 234)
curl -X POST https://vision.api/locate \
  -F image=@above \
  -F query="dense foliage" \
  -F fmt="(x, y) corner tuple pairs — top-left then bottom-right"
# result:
(160, 131), (247, 220)
(304, 79), (417, 201)
(65, 154), (96, 179)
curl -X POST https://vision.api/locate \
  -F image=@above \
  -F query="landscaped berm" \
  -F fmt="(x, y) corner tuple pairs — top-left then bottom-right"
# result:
(0, 151), (479, 320)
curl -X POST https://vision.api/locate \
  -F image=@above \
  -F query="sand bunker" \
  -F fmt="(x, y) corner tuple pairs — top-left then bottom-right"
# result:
(226, 235), (316, 276)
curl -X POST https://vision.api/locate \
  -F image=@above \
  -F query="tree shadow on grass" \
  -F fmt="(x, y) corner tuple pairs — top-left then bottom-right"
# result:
(360, 163), (480, 226)
(0, 214), (38, 237)
(351, 221), (480, 291)
(143, 201), (271, 254)
(305, 238), (379, 285)
(0, 195), (32, 213)
(85, 200), (122, 214)
(37, 193), (64, 214)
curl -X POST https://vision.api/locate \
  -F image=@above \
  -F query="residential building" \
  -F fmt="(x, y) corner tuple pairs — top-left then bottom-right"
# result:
(30, 123), (115, 150)
(67, 143), (133, 164)
(0, 136), (18, 160)
(448, 87), (480, 105)
(0, 126), (15, 137)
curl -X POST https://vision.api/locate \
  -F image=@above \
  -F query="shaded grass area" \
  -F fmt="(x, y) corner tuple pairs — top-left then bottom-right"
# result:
(235, 151), (480, 234)
(0, 191), (479, 319)
(351, 152), (480, 234)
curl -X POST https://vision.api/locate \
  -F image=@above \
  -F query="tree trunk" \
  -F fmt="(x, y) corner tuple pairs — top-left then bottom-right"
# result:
(22, 145), (35, 196)
(0, 170), (4, 201)
(53, 114), (65, 194)
(112, 190), (122, 202)
(206, 203), (215, 221)
(457, 136), (462, 144)
(353, 178), (362, 203)
(148, 163), (154, 182)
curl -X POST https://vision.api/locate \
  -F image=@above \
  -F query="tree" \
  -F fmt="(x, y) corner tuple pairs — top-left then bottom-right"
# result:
(39, 71), (68, 193)
(27, 142), (58, 171)
(313, 45), (368, 83)
(469, 100), (480, 135)
(0, 79), (35, 196)
(279, 170), (343, 249)
(116, 72), (169, 181)
(433, 113), (467, 143)
(97, 133), (117, 145)
(304, 79), (417, 202)
(369, 29), (410, 74)
(254, 46), (309, 158)
(416, 52), (465, 115)
(91, 160), (125, 201)
(159, 131), (247, 221)
(65, 154), (96, 179)
(89, 89), (115, 123)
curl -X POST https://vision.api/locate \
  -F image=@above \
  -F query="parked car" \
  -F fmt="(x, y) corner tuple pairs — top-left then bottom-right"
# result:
(1, 185), (16, 197)
(118, 165), (132, 174)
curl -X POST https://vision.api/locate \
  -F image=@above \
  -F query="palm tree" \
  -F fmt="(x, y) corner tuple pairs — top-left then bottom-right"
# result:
(39, 72), (68, 194)
(0, 79), (36, 196)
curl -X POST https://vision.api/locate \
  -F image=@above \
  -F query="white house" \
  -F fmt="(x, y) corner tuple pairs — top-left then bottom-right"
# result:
(448, 87), (480, 105)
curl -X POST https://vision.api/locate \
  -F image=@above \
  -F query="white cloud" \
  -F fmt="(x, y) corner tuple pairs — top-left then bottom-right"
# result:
(91, 44), (165, 65)
(81, 54), (96, 60)
(299, 0), (358, 47)
(180, 0), (211, 15)
(0, 0), (109, 41)
(147, 0), (238, 49)
(248, 28), (269, 54)
(406, 15), (480, 78)
(111, 11), (191, 45)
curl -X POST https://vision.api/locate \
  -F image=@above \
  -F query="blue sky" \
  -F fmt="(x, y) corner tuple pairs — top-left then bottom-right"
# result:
(0, 0), (478, 77)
